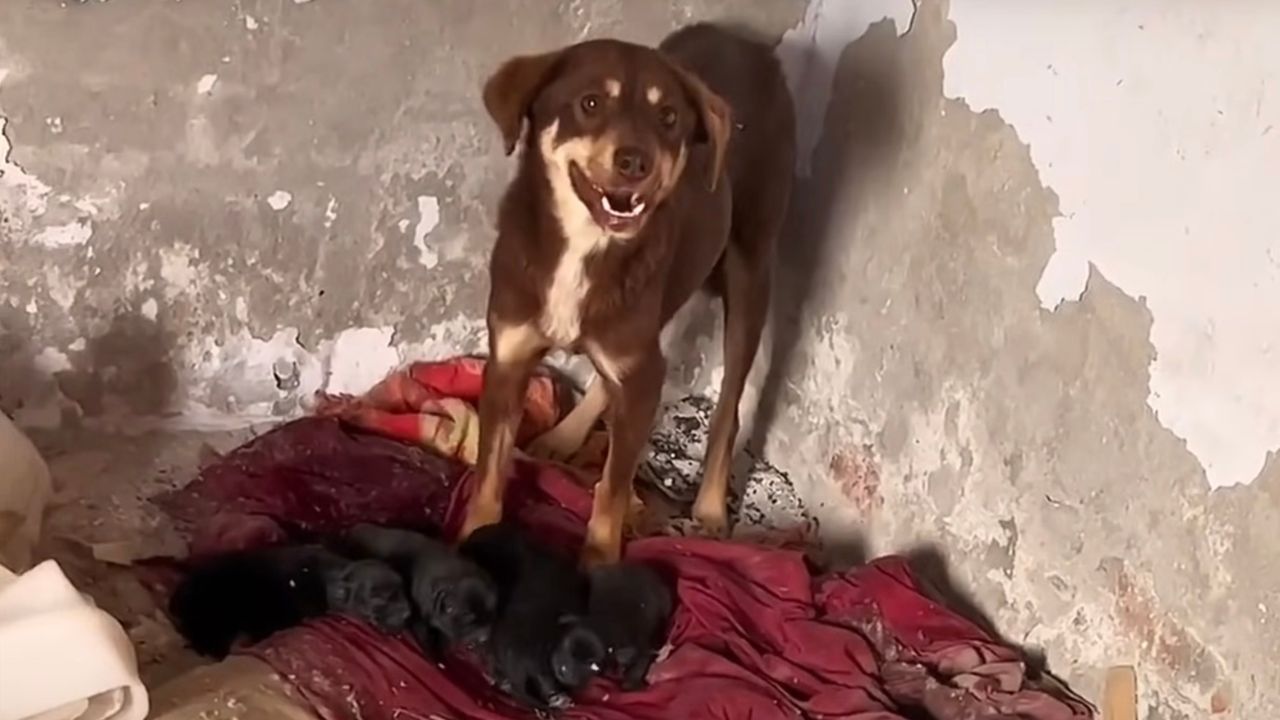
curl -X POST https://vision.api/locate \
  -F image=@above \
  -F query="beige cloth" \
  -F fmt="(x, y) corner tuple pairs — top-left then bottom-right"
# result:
(0, 561), (148, 720)
(0, 412), (53, 572)
(148, 656), (317, 720)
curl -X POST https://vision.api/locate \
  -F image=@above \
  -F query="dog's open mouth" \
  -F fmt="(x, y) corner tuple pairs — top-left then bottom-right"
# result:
(569, 162), (650, 234)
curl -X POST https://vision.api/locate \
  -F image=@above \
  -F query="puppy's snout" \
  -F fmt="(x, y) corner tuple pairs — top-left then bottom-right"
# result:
(613, 146), (653, 181)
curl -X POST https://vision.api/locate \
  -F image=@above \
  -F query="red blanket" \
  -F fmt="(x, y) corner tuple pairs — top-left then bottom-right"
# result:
(154, 360), (1091, 720)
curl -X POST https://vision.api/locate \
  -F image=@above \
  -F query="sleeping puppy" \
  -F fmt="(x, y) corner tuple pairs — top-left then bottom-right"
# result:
(342, 523), (497, 655)
(327, 558), (416, 631)
(552, 561), (674, 691)
(169, 543), (412, 658)
(459, 522), (588, 711)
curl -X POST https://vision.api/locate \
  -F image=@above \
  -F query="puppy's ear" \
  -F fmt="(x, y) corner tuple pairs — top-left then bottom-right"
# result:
(458, 575), (498, 618)
(483, 50), (565, 156)
(669, 61), (732, 191)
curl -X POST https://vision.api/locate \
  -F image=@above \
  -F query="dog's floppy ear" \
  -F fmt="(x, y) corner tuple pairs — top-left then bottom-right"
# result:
(670, 62), (732, 191)
(483, 50), (565, 156)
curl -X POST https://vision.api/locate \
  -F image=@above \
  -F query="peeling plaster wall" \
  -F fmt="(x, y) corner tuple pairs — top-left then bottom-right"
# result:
(944, 1), (1280, 491)
(0, 0), (804, 430)
(2, 2), (1278, 719)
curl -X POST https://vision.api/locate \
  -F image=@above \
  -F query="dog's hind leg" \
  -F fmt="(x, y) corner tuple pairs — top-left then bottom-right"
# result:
(693, 241), (773, 536)
(527, 376), (608, 461)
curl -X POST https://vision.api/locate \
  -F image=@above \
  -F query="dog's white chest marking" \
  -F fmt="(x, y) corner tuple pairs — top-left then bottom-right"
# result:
(538, 121), (615, 347)
(543, 233), (608, 346)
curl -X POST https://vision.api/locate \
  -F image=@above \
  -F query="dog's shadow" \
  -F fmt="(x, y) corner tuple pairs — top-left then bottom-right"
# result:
(747, 20), (909, 465)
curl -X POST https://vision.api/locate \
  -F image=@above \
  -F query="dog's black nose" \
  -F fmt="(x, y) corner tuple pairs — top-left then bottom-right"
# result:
(614, 147), (652, 180)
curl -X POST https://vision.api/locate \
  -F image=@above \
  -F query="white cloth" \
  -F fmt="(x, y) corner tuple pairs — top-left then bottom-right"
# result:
(0, 560), (148, 720)
(0, 412), (52, 572)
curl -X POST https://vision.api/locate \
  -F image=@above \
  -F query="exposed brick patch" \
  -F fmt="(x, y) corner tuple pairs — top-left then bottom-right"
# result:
(1099, 557), (1221, 697)
(1210, 686), (1232, 714)
(829, 445), (882, 514)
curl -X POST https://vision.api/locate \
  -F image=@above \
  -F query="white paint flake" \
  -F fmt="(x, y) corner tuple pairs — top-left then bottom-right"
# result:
(34, 348), (72, 375)
(244, 15), (259, 30)
(266, 190), (293, 211)
(324, 196), (338, 228)
(412, 195), (441, 269)
(140, 298), (159, 321)
(778, 0), (917, 176)
(196, 74), (218, 95)
(404, 315), (487, 361)
(158, 243), (203, 300)
(31, 219), (92, 248)
(169, 328), (325, 430)
(325, 327), (401, 395)
(0, 117), (54, 216)
(945, 1), (1280, 488)
(43, 266), (79, 310)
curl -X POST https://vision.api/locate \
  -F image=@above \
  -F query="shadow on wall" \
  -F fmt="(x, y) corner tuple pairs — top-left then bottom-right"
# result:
(748, 21), (909, 491)
(0, 309), (179, 425)
(748, 16), (1092, 692)
(60, 312), (180, 418)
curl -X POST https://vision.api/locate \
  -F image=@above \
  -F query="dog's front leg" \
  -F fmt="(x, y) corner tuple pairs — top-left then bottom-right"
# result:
(581, 346), (665, 567)
(460, 321), (548, 540)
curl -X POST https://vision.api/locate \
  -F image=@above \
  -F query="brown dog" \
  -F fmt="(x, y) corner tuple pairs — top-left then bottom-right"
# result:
(461, 23), (796, 566)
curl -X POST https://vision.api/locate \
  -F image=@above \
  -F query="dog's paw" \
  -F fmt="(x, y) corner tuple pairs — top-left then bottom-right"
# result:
(623, 495), (662, 537)
(690, 500), (730, 538)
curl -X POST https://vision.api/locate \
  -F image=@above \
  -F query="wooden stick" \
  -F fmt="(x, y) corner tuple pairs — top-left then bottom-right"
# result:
(1103, 666), (1138, 720)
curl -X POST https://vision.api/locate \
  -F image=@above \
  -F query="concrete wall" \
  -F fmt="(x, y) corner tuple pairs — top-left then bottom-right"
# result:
(2, 2), (1276, 718)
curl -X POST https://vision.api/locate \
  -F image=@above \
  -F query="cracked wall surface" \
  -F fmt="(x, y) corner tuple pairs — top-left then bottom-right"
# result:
(2, 2), (1277, 719)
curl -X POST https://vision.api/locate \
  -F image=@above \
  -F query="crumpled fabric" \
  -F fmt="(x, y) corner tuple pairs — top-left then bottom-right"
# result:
(0, 560), (148, 720)
(314, 357), (613, 481)
(152, 357), (1093, 720)
(312, 356), (564, 467)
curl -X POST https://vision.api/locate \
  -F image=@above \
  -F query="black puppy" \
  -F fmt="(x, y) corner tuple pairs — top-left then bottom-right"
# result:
(341, 523), (497, 655)
(553, 561), (674, 691)
(169, 544), (412, 658)
(459, 522), (588, 711)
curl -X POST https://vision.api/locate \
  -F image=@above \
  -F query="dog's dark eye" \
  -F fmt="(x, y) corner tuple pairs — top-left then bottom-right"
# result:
(659, 106), (678, 129)
(580, 94), (602, 114)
